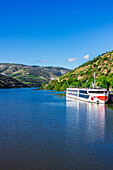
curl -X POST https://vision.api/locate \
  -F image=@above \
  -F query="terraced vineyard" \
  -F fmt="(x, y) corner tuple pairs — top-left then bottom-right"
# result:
(0, 64), (70, 87)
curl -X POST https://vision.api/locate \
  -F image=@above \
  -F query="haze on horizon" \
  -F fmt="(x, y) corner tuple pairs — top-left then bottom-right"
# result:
(0, 0), (113, 69)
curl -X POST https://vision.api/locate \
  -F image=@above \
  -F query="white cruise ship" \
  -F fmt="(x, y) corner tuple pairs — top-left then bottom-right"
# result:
(66, 88), (108, 104)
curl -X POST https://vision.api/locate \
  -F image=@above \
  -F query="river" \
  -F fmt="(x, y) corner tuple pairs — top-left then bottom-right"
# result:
(0, 88), (113, 169)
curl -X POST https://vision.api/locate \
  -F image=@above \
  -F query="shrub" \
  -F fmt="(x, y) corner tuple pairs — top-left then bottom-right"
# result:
(103, 56), (108, 60)
(98, 67), (101, 71)
(110, 80), (113, 89)
(107, 68), (111, 74)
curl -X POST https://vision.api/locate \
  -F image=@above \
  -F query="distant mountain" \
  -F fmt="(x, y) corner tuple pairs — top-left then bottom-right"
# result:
(41, 50), (113, 91)
(0, 74), (27, 88)
(0, 63), (70, 87)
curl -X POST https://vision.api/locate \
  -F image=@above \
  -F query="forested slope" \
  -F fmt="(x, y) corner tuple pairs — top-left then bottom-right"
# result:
(41, 51), (113, 91)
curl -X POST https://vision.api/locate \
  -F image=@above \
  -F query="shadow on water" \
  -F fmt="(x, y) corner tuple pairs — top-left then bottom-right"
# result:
(106, 104), (113, 111)
(48, 91), (66, 99)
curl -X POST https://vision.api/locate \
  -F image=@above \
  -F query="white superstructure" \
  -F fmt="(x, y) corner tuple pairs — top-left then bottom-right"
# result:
(66, 88), (108, 104)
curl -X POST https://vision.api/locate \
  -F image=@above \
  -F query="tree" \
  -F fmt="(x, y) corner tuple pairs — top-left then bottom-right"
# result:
(110, 80), (113, 89)
(100, 79), (110, 90)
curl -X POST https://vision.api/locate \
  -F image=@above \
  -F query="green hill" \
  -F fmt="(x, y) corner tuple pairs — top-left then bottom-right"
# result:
(0, 74), (27, 88)
(41, 50), (113, 91)
(0, 64), (70, 87)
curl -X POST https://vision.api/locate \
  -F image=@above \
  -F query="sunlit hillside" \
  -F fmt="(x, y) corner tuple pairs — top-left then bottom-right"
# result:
(41, 50), (113, 91)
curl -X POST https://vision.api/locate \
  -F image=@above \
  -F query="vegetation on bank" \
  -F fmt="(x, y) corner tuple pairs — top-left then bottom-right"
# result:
(0, 64), (70, 87)
(41, 51), (113, 91)
(0, 74), (28, 88)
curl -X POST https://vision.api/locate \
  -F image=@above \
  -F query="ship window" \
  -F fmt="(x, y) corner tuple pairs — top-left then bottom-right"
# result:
(89, 91), (104, 94)
(68, 90), (78, 93)
(79, 90), (87, 94)
(79, 94), (89, 99)
(68, 93), (78, 96)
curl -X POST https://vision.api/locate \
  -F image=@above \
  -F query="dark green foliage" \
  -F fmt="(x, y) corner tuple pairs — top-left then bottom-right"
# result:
(80, 71), (84, 76)
(93, 63), (97, 67)
(0, 74), (28, 88)
(110, 81), (113, 88)
(99, 79), (110, 90)
(107, 68), (111, 74)
(98, 67), (101, 71)
(103, 66), (108, 70)
(40, 82), (46, 89)
(44, 77), (82, 91)
(103, 56), (108, 60)
(100, 79), (108, 89)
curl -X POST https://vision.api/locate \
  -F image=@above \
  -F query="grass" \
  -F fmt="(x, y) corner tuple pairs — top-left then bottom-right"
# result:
(24, 75), (46, 79)
(22, 81), (32, 84)
(10, 69), (25, 76)
(25, 75), (42, 79)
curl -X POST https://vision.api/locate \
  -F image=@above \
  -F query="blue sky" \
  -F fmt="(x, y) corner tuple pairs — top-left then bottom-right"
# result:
(0, 0), (113, 69)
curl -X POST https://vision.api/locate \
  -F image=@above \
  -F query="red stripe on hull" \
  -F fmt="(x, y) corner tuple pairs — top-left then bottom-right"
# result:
(96, 96), (108, 101)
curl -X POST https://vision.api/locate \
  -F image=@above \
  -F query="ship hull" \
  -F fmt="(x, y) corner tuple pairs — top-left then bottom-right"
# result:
(66, 88), (108, 104)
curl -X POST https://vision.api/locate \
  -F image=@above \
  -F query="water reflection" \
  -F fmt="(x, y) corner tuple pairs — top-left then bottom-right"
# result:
(66, 97), (105, 145)
(66, 96), (105, 113)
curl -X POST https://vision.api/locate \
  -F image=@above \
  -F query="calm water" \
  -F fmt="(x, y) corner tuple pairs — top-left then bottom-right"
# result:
(0, 88), (113, 170)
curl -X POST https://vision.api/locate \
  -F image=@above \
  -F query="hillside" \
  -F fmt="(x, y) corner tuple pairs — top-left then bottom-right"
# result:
(41, 50), (113, 91)
(0, 63), (70, 87)
(0, 74), (28, 88)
